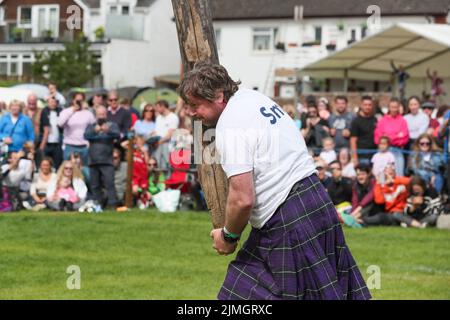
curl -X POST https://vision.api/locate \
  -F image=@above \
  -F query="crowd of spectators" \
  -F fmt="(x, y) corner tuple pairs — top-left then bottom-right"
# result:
(0, 82), (203, 213)
(291, 94), (450, 228)
(0, 82), (449, 229)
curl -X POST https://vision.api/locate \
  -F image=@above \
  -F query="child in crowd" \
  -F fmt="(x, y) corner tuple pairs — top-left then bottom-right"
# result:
(48, 176), (79, 211)
(371, 136), (396, 177)
(319, 137), (337, 164)
(132, 135), (151, 209)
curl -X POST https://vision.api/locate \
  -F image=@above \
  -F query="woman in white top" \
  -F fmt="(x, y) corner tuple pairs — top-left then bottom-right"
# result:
(24, 157), (57, 211)
(46, 160), (87, 210)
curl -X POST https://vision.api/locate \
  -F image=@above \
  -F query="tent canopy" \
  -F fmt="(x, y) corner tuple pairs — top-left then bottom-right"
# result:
(300, 23), (450, 81)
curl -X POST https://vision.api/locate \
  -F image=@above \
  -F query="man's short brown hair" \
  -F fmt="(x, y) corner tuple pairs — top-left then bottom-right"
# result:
(178, 61), (241, 105)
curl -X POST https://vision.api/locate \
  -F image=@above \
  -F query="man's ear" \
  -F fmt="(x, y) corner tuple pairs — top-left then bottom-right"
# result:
(216, 92), (226, 105)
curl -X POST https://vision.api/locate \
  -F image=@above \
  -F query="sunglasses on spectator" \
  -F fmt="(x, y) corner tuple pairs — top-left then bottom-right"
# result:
(64, 167), (73, 170)
(419, 141), (431, 146)
(144, 109), (154, 112)
(148, 163), (157, 166)
(109, 98), (118, 102)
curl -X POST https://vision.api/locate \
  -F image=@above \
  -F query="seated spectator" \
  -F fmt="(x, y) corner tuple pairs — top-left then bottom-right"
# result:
(133, 104), (156, 140)
(403, 176), (444, 228)
(23, 157), (57, 211)
(113, 148), (127, 205)
(84, 105), (121, 209)
(47, 176), (79, 211)
(371, 136), (396, 177)
(439, 109), (450, 200)
(326, 161), (353, 205)
(148, 157), (166, 199)
(1, 151), (34, 209)
(409, 134), (445, 193)
(46, 160), (87, 211)
(0, 100), (35, 153)
(362, 164), (410, 226)
(374, 97), (409, 176)
(350, 164), (378, 221)
(302, 104), (330, 149)
(338, 148), (356, 179)
(316, 161), (331, 188)
(70, 152), (90, 187)
(319, 137), (337, 164)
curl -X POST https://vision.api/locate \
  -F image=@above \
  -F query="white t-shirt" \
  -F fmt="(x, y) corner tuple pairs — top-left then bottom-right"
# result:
(216, 88), (316, 229)
(48, 110), (60, 143)
(154, 112), (179, 138)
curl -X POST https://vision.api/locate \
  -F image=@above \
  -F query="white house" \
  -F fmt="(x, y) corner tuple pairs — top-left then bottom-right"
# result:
(0, 0), (181, 89)
(211, 0), (450, 97)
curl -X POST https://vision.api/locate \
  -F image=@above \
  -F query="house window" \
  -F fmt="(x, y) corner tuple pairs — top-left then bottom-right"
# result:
(252, 27), (278, 52)
(0, 53), (35, 77)
(18, 6), (32, 27)
(0, 7), (6, 25)
(314, 26), (322, 44)
(109, 4), (131, 15)
(361, 26), (368, 39)
(0, 62), (7, 76)
(30, 5), (59, 38)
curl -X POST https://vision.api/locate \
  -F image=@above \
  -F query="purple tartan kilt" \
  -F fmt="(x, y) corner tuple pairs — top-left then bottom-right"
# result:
(218, 174), (372, 300)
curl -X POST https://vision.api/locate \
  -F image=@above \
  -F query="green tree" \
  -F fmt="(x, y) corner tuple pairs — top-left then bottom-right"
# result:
(32, 35), (98, 91)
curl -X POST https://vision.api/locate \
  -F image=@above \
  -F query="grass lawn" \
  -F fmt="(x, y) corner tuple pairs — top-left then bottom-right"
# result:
(0, 209), (449, 300)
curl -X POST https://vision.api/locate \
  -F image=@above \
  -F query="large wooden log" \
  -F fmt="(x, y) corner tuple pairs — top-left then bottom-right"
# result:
(172, 0), (227, 228)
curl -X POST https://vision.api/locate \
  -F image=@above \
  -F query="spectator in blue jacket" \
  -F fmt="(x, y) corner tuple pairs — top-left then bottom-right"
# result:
(439, 109), (450, 196)
(0, 100), (35, 153)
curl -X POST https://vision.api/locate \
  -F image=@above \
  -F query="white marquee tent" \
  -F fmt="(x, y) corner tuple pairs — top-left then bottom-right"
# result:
(300, 23), (450, 102)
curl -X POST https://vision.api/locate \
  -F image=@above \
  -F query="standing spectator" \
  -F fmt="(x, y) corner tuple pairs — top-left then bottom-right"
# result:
(282, 104), (301, 130)
(120, 98), (140, 126)
(319, 137), (336, 164)
(58, 92), (95, 165)
(374, 97), (409, 176)
(113, 148), (127, 204)
(427, 69), (444, 99)
(0, 101), (7, 116)
(46, 160), (87, 210)
(440, 109), (450, 198)
(409, 134), (445, 193)
(84, 105), (121, 209)
(391, 61), (410, 101)
(23, 94), (41, 140)
(0, 100), (35, 152)
(371, 136), (396, 177)
(338, 148), (356, 179)
(421, 101), (440, 136)
(350, 96), (377, 166)
(47, 82), (65, 107)
(350, 164), (377, 221)
(39, 96), (63, 169)
(329, 95), (354, 149)
(130, 135), (151, 209)
(24, 157), (57, 211)
(133, 104), (156, 139)
(363, 164), (410, 226)
(107, 91), (132, 141)
(404, 96), (429, 145)
(152, 100), (179, 170)
(404, 176), (444, 228)
(301, 104), (330, 149)
(317, 97), (332, 121)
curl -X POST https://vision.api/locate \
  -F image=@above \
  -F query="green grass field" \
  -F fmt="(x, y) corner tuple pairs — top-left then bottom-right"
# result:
(0, 210), (449, 300)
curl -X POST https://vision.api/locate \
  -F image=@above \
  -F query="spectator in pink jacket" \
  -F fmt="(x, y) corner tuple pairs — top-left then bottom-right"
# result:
(374, 97), (409, 176)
